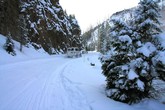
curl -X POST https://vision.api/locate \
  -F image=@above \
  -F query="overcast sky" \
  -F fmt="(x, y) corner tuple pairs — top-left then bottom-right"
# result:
(60, 0), (140, 32)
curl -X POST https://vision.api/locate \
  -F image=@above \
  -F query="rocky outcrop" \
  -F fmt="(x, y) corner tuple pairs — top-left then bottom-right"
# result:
(0, 0), (82, 54)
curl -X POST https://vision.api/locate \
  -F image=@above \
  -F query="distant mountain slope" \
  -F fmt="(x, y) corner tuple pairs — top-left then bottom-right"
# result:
(82, 7), (136, 51)
(82, 5), (165, 51)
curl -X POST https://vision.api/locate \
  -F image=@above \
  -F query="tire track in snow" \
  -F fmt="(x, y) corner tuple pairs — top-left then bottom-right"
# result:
(0, 58), (70, 110)
(57, 62), (92, 110)
(0, 57), (92, 110)
(0, 77), (38, 110)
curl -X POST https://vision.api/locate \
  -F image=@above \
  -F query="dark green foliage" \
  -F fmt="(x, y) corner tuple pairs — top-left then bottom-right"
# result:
(153, 53), (165, 81)
(3, 33), (16, 56)
(156, 61), (165, 81)
(102, 59), (147, 104)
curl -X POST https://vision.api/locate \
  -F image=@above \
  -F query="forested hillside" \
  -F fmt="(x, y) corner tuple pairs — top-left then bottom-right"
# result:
(0, 0), (82, 54)
(82, 4), (165, 52)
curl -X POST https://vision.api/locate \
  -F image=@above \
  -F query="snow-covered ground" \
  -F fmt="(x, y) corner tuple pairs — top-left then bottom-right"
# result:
(0, 34), (165, 110)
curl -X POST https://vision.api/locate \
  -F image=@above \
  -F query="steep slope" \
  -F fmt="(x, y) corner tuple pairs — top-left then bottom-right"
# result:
(0, 0), (82, 54)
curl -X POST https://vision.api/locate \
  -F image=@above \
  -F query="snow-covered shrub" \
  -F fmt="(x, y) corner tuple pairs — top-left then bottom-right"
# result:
(3, 34), (16, 56)
(31, 42), (42, 50)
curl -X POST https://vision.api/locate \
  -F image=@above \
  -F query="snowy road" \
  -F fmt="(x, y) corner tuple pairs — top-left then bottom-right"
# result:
(0, 53), (165, 110)
(0, 55), (91, 110)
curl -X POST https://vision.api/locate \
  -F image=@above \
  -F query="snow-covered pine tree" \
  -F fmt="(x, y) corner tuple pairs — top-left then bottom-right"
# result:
(102, 19), (140, 104)
(105, 21), (111, 53)
(97, 25), (101, 52)
(135, 0), (164, 84)
(68, 15), (82, 48)
(149, 0), (165, 81)
(98, 21), (111, 54)
(134, 0), (162, 42)
(3, 33), (16, 56)
(102, 0), (163, 104)
(97, 24), (107, 54)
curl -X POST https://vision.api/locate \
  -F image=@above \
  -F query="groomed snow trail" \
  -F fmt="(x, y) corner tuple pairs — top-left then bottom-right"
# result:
(1, 53), (165, 110)
(0, 56), (91, 110)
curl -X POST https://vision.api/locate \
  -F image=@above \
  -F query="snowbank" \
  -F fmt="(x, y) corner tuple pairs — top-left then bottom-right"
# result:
(0, 34), (49, 65)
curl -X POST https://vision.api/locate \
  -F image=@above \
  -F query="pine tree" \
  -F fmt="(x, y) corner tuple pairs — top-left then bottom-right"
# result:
(135, 0), (164, 81)
(102, 0), (162, 104)
(3, 33), (16, 56)
(105, 21), (111, 52)
(134, 0), (162, 42)
(68, 15), (82, 48)
(102, 19), (139, 104)
(97, 24), (106, 53)
(97, 24), (107, 54)
(82, 28), (92, 50)
(97, 26), (101, 52)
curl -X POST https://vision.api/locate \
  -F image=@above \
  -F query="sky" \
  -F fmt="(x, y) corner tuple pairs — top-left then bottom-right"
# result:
(60, 0), (140, 32)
